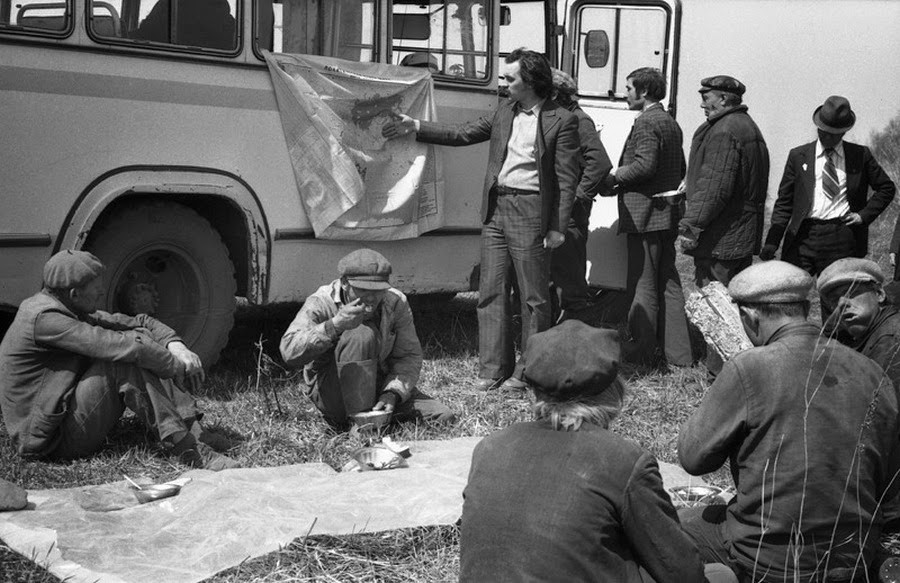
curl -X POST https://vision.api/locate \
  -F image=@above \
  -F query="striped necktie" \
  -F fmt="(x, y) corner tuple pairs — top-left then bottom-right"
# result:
(822, 148), (840, 199)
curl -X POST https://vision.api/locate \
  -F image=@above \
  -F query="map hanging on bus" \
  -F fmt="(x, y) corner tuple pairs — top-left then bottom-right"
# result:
(264, 51), (444, 241)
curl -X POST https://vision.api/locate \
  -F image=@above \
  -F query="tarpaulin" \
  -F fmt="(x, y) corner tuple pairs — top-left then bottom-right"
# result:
(264, 51), (444, 240)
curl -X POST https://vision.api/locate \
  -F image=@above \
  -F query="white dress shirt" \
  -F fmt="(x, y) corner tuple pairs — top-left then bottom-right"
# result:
(808, 139), (848, 220)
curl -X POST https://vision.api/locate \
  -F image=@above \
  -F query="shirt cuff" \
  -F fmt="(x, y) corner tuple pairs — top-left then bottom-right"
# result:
(414, 119), (421, 132)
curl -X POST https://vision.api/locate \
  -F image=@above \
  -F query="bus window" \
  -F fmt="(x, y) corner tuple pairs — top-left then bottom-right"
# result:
(498, 0), (545, 59)
(575, 5), (667, 100)
(256, 0), (376, 62)
(89, 0), (239, 51)
(391, 1), (490, 81)
(1, 0), (70, 32)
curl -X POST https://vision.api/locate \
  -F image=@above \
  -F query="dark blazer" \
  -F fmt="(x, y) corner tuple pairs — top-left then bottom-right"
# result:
(417, 99), (580, 234)
(764, 140), (896, 257)
(613, 103), (685, 233)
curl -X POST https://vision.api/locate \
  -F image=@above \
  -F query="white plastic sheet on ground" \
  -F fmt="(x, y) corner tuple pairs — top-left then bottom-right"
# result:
(0, 436), (704, 583)
(264, 51), (444, 240)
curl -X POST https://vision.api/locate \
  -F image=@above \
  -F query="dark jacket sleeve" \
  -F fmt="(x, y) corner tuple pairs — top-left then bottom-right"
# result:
(681, 132), (740, 236)
(574, 112), (612, 200)
(678, 358), (749, 475)
(764, 151), (799, 250)
(622, 453), (707, 582)
(615, 115), (660, 187)
(857, 145), (896, 225)
(33, 309), (180, 378)
(417, 115), (493, 147)
(552, 113), (581, 232)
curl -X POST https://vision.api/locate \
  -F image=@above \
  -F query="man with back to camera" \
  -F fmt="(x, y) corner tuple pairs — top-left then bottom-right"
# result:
(547, 68), (612, 322)
(382, 48), (580, 392)
(604, 67), (692, 367)
(679, 75), (769, 287)
(761, 95), (896, 275)
(460, 319), (737, 583)
(0, 250), (239, 470)
(280, 248), (454, 429)
(678, 260), (900, 582)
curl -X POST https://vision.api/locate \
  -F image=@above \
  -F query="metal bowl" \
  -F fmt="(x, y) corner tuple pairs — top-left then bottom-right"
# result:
(668, 485), (725, 508)
(133, 483), (181, 504)
(349, 410), (392, 429)
(351, 447), (407, 471)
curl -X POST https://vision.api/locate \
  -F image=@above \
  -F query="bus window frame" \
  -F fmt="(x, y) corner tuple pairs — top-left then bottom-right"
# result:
(84, 0), (243, 57)
(572, 0), (671, 101)
(0, 0), (75, 38)
(251, 0), (382, 64)
(387, 0), (495, 88)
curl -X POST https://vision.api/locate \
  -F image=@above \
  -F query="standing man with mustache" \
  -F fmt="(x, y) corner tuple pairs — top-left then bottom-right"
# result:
(382, 48), (579, 392)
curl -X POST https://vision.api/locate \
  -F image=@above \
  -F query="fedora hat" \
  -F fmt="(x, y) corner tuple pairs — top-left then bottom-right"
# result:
(813, 95), (856, 133)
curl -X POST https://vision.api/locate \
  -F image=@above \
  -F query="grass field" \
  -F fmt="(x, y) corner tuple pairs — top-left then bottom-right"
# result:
(2, 114), (899, 582)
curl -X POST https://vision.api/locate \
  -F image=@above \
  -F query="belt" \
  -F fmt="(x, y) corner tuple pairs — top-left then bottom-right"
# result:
(495, 185), (539, 196)
(803, 217), (845, 225)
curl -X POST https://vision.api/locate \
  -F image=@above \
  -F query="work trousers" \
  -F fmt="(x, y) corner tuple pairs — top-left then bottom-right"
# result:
(625, 230), (692, 366)
(693, 256), (753, 288)
(478, 192), (551, 380)
(51, 360), (199, 459)
(550, 196), (593, 320)
(782, 218), (857, 276)
(304, 324), (453, 426)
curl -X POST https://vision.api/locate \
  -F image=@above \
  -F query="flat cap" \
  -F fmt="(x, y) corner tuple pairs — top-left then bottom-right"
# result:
(338, 248), (391, 290)
(816, 258), (884, 295)
(699, 75), (746, 96)
(728, 261), (812, 303)
(524, 320), (620, 401)
(43, 250), (105, 289)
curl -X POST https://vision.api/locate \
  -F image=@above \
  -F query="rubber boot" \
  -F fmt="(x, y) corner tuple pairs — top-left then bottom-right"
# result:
(337, 358), (378, 415)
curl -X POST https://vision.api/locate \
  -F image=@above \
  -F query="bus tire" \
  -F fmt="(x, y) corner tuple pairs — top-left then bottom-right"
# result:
(86, 201), (236, 367)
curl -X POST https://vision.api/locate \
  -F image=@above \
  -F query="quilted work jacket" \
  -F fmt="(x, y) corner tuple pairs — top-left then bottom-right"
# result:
(279, 280), (422, 402)
(681, 105), (769, 259)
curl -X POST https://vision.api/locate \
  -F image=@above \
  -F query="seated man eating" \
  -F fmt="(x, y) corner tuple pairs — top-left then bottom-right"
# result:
(678, 260), (900, 582)
(0, 250), (238, 470)
(280, 248), (454, 429)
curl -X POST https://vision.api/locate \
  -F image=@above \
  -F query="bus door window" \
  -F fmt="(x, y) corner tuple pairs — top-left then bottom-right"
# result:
(256, 0), (376, 62)
(89, 0), (239, 51)
(1, 0), (70, 32)
(575, 4), (668, 101)
(391, 1), (490, 81)
(497, 1), (545, 59)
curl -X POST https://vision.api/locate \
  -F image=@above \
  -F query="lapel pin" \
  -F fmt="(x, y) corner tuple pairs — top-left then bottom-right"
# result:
(802, 163), (808, 172)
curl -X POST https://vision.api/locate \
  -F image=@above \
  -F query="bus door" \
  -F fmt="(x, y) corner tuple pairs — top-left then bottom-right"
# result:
(561, 0), (679, 289)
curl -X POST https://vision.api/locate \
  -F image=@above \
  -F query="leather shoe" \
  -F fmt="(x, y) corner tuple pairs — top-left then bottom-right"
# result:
(500, 377), (527, 391)
(475, 377), (506, 391)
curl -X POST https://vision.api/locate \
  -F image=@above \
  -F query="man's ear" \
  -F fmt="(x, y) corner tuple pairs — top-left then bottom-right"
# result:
(738, 305), (759, 337)
(876, 286), (887, 304)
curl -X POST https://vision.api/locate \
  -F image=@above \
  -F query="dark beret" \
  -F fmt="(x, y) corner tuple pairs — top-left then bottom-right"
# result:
(523, 320), (620, 401)
(817, 258), (884, 296)
(338, 248), (392, 290)
(43, 250), (105, 289)
(699, 75), (746, 96)
(728, 261), (812, 303)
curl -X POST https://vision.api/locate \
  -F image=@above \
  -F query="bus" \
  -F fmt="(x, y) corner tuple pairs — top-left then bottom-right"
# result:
(2, 0), (898, 364)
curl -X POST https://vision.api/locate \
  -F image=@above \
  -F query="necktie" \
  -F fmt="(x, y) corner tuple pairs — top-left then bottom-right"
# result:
(822, 148), (840, 199)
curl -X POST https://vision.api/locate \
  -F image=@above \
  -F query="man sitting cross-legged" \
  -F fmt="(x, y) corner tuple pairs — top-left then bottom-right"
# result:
(0, 250), (238, 470)
(280, 248), (454, 429)
(460, 319), (736, 583)
(678, 260), (900, 582)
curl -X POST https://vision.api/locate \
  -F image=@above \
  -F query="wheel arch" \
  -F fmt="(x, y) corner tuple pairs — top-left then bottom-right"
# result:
(56, 166), (271, 303)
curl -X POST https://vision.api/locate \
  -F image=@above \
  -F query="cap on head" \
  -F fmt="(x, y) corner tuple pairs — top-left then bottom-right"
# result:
(698, 75), (746, 96)
(813, 95), (856, 134)
(728, 261), (812, 303)
(338, 248), (392, 290)
(400, 52), (438, 72)
(523, 320), (620, 401)
(43, 250), (105, 289)
(551, 68), (577, 96)
(816, 257), (883, 296)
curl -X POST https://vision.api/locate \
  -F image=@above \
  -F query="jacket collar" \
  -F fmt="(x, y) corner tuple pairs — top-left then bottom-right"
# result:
(765, 320), (820, 345)
(707, 103), (748, 124)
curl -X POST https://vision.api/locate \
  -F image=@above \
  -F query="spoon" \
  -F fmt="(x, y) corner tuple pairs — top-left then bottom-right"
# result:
(123, 474), (143, 490)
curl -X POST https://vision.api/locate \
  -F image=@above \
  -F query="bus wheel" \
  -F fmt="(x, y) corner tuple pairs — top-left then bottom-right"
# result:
(86, 201), (236, 367)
